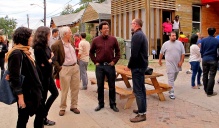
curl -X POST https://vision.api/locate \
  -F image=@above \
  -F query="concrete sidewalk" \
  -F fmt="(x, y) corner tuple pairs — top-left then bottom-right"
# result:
(1, 61), (219, 128)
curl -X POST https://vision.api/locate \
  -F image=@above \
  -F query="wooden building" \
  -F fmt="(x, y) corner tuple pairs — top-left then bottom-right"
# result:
(50, 9), (85, 31)
(81, 1), (111, 37)
(111, 0), (219, 54)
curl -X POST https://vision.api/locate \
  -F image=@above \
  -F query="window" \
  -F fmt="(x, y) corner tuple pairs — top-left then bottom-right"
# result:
(192, 5), (201, 33)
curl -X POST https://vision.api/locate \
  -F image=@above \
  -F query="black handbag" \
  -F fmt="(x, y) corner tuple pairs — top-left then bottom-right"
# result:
(0, 54), (24, 105)
(145, 67), (153, 75)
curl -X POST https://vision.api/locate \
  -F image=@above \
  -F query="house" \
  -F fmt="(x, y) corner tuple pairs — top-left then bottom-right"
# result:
(81, 1), (111, 37)
(50, 9), (85, 32)
(111, 0), (219, 54)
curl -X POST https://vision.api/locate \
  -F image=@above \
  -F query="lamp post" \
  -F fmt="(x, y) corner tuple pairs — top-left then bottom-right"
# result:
(30, 0), (46, 26)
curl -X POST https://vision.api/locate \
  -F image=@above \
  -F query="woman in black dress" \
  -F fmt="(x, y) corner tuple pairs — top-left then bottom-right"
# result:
(33, 26), (59, 126)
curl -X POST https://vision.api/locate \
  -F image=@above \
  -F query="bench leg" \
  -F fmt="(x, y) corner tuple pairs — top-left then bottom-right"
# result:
(150, 78), (166, 101)
(124, 97), (135, 109)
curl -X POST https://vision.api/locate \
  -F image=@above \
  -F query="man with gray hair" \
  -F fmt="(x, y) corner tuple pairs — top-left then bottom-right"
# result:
(51, 26), (80, 116)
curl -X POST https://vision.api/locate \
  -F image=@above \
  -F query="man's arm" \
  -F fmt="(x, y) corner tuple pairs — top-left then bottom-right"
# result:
(178, 54), (185, 67)
(158, 53), (163, 66)
(89, 40), (97, 64)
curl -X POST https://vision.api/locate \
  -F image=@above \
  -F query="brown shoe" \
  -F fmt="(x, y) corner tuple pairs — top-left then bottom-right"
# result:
(59, 110), (65, 116)
(130, 114), (146, 123)
(133, 109), (138, 114)
(70, 108), (80, 114)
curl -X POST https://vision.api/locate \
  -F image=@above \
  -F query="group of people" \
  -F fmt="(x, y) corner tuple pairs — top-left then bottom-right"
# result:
(6, 15), (219, 127)
(162, 15), (181, 42)
(4, 18), (149, 128)
(158, 27), (219, 100)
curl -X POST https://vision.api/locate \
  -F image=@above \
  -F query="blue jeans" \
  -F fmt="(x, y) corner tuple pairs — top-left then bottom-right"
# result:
(190, 61), (202, 87)
(79, 60), (88, 87)
(131, 68), (147, 114)
(202, 61), (218, 95)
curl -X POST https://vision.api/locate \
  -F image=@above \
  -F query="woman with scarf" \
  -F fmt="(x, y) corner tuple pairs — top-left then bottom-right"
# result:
(32, 26), (58, 126)
(5, 27), (45, 128)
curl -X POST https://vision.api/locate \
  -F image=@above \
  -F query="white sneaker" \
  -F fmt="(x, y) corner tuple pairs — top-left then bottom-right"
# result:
(169, 94), (175, 99)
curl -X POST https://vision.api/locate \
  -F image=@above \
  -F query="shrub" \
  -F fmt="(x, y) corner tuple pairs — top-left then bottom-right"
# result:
(116, 37), (125, 59)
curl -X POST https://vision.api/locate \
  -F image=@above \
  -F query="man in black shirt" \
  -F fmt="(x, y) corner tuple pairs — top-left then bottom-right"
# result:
(125, 18), (148, 123)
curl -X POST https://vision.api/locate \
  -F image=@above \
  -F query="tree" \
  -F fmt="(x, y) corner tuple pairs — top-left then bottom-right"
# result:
(79, 0), (106, 5)
(0, 16), (17, 39)
(60, 4), (75, 15)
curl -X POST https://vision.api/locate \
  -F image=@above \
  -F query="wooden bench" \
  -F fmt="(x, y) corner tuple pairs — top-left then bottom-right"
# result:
(90, 78), (135, 109)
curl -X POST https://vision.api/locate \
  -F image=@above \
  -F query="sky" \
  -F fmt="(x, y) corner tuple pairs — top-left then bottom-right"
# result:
(0, 0), (80, 29)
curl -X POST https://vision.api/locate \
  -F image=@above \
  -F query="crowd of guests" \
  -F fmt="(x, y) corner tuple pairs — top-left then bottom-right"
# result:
(2, 16), (219, 127)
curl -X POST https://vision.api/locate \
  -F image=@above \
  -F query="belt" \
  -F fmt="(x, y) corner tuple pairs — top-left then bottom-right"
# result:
(63, 63), (76, 66)
(99, 62), (110, 66)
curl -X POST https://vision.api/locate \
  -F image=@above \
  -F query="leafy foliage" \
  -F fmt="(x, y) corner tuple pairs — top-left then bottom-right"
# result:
(0, 16), (17, 39)
(116, 37), (125, 59)
(60, 4), (75, 15)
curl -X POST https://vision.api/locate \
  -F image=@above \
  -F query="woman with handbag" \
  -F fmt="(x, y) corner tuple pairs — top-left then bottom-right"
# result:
(32, 26), (59, 126)
(5, 27), (45, 128)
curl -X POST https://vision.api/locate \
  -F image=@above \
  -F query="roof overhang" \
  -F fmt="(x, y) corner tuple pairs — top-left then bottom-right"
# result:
(202, 0), (219, 4)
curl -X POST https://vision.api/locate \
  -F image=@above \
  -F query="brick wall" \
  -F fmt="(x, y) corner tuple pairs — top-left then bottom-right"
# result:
(175, 0), (201, 36)
(201, 3), (219, 37)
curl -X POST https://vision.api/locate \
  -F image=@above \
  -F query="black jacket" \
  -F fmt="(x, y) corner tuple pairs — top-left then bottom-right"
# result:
(34, 43), (54, 79)
(8, 50), (43, 116)
(128, 29), (148, 69)
(0, 42), (8, 58)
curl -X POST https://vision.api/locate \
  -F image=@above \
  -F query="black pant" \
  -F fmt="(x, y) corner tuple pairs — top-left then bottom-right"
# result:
(0, 58), (5, 78)
(42, 77), (59, 118)
(17, 103), (45, 128)
(95, 65), (116, 107)
(202, 61), (218, 95)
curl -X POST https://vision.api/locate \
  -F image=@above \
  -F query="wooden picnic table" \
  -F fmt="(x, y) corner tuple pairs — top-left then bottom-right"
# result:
(90, 65), (172, 109)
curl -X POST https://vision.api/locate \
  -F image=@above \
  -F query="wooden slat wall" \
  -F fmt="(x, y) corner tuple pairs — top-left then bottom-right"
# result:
(82, 5), (99, 23)
(112, 0), (176, 15)
(116, 14), (119, 37)
(111, 15), (114, 36)
(121, 13), (124, 38)
(126, 12), (129, 39)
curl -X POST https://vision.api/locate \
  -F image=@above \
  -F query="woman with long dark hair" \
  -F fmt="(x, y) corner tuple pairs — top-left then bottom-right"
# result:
(0, 35), (8, 77)
(189, 34), (202, 89)
(6, 27), (45, 128)
(33, 26), (59, 126)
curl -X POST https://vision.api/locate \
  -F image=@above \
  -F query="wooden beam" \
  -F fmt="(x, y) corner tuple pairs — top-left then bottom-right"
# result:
(111, 15), (114, 36)
(138, 9), (142, 19)
(126, 11), (129, 39)
(154, 8), (157, 51)
(160, 9), (163, 46)
(146, 0), (151, 54)
(121, 13), (124, 38)
(132, 10), (135, 20)
(116, 14), (119, 37)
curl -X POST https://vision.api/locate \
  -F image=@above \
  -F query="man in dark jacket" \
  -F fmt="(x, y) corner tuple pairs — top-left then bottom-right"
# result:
(0, 36), (8, 78)
(125, 18), (148, 123)
(200, 27), (219, 97)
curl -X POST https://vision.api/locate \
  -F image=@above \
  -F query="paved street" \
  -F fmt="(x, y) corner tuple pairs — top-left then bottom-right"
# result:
(1, 58), (219, 128)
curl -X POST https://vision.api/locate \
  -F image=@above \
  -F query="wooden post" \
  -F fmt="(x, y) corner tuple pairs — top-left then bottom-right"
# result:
(111, 15), (114, 36)
(126, 12), (129, 39)
(145, 0), (151, 54)
(121, 13), (124, 39)
(116, 14), (119, 37)
(154, 8), (157, 51)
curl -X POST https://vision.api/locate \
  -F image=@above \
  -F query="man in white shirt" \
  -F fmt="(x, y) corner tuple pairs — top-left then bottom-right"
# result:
(172, 15), (181, 39)
(78, 33), (90, 90)
(159, 31), (185, 99)
(49, 28), (59, 48)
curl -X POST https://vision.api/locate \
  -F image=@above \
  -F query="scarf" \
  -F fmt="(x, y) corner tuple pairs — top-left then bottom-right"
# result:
(5, 44), (35, 66)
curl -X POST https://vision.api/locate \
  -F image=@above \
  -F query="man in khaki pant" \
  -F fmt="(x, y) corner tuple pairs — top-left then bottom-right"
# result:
(51, 26), (80, 116)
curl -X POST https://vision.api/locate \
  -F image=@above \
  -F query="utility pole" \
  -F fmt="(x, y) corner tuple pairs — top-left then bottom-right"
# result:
(27, 14), (29, 28)
(44, 0), (46, 26)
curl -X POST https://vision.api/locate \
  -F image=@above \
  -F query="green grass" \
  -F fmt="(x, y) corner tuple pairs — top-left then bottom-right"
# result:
(88, 59), (129, 71)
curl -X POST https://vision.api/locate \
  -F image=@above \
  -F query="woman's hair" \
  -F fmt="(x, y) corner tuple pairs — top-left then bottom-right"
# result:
(32, 26), (50, 49)
(190, 34), (198, 45)
(0, 36), (4, 43)
(13, 27), (32, 46)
